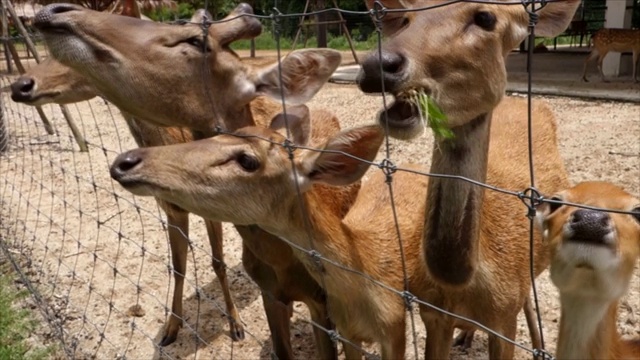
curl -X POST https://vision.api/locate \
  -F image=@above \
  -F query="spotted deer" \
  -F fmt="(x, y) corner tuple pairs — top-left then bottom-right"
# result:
(356, 0), (579, 358)
(581, 28), (640, 83)
(32, 3), (350, 358)
(107, 93), (569, 359)
(536, 182), (640, 359)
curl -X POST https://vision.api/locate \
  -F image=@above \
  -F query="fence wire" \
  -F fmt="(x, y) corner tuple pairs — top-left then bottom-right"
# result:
(0, 1), (638, 360)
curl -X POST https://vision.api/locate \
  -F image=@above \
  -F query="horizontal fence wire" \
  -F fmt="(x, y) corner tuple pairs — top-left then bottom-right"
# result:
(0, 1), (638, 360)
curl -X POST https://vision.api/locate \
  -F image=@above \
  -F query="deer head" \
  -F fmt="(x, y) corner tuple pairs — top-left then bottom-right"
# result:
(537, 182), (640, 359)
(109, 110), (383, 227)
(358, 0), (580, 138)
(33, 3), (341, 135)
(10, 0), (147, 106)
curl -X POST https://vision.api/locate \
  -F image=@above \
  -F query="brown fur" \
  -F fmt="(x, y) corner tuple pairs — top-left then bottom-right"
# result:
(108, 95), (569, 359)
(29, 4), (348, 358)
(537, 182), (640, 360)
(582, 28), (640, 82)
(356, 1), (579, 357)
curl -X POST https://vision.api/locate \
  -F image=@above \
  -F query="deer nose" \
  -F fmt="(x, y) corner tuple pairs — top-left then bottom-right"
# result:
(10, 76), (35, 102)
(568, 209), (612, 245)
(110, 151), (143, 181)
(357, 50), (407, 93)
(34, 3), (81, 26)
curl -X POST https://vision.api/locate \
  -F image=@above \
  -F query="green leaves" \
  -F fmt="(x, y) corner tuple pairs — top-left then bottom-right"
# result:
(411, 90), (454, 140)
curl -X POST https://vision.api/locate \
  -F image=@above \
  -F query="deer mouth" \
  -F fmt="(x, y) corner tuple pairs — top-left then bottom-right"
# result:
(376, 90), (427, 140)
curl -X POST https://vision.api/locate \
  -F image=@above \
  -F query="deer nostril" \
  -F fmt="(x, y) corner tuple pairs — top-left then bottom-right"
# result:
(357, 50), (408, 94)
(49, 4), (78, 14)
(19, 78), (35, 93)
(569, 209), (611, 245)
(110, 152), (143, 181)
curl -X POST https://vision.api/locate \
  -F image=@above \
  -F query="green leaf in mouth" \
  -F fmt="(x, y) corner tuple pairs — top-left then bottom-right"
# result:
(410, 89), (454, 140)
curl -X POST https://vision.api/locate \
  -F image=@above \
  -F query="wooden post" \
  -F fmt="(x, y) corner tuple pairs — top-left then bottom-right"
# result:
(0, 90), (7, 153)
(3, 0), (88, 152)
(1, 3), (12, 73)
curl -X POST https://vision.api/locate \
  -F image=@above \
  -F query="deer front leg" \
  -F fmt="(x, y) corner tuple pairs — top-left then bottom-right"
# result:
(241, 242), (295, 359)
(597, 51), (609, 82)
(423, 314), (455, 360)
(204, 219), (244, 341)
(307, 298), (338, 360)
(161, 209), (190, 347)
(487, 315), (517, 360)
(632, 50), (638, 83)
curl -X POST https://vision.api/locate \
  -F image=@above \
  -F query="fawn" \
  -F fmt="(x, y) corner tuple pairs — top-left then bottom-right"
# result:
(581, 28), (640, 83)
(537, 182), (640, 359)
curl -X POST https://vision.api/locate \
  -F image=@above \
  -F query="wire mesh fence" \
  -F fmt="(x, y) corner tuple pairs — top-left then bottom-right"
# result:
(0, 1), (639, 359)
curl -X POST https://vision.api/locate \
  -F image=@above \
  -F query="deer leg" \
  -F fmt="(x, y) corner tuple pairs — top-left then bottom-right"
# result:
(423, 314), (455, 360)
(160, 210), (190, 347)
(307, 298), (338, 360)
(632, 50), (639, 83)
(597, 51), (609, 82)
(380, 321), (406, 360)
(582, 50), (598, 82)
(241, 243), (295, 360)
(523, 296), (542, 352)
(487, 316), (517, 360)
(204, 219), (244, 341)
(342, 339), (365, 360)
(452, 327), (476, 350)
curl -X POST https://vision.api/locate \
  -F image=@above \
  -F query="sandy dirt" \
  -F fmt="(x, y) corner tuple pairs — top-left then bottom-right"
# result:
(0, 71), (639, 359)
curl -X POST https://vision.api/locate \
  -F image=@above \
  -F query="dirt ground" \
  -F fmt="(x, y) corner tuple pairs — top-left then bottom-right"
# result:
(0, 70), (639, 359)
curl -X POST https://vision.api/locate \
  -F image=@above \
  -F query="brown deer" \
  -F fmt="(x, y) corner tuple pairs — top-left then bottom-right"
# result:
(108, 93), (569, 359)
(31, 3), (349, 358)
(581, 28), (640, 83)
(536, 182), (640, 359)
(355, 0), (579, 357)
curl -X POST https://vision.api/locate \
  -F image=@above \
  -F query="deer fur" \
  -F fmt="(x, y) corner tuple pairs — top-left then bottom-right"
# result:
(30, 3), (350, 358)
(355, 0), (579, 357)
(536, 182), (640, 360)
(581, 28), (640, 83)
(108, 94), (568, 359)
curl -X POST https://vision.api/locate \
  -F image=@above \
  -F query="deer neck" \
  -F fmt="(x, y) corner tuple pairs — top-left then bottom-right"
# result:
(260, 187), (368, 289)
(557, 294), (621, 360)
(423, 112), (492, 287)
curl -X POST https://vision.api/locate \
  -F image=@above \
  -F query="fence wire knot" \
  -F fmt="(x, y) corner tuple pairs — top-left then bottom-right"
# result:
(521, 0), (546, 25)
(327, 329), (340, 342)
(283, 138), (296, 160)
(401, 290), (416, 309)
(271, 7), (284, 35)
(518, 187), (543, 218)
(379, 158), (397, 183)
(307, 249), (325, 273)
(533, 348), (555, 360)
(370, 1), (387, 31)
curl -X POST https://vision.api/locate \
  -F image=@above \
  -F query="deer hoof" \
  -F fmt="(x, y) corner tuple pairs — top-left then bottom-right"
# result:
(230, 321), (245, 341)
(159, 318), (182, 346)
(452, 329), (475, 351)
(159, 332), (178, 347)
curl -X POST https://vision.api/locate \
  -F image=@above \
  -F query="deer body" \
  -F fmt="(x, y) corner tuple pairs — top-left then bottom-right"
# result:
(355, 1), (579, 357)
(109, 95), (568, 359)
(536, 182), (640, 360)
(582, 28), (640, 83)
(30, 3), (349, 358)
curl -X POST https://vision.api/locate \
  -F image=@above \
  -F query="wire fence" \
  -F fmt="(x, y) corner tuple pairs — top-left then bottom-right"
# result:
(0, 1), (638, 359)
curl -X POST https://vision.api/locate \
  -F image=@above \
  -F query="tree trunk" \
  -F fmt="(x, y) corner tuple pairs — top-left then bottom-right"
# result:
(316, 0), (327, 48)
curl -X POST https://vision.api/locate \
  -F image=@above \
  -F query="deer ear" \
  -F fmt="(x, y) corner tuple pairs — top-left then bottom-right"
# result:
(211, 3), (262, 46)
(190, 9), (213, 23)
(254, 49), (342, 105)
(119, 0), (142, 19)
(530, 0), (581, 38)
(269, 105), (312, 146)
(300, 125), (384, 186)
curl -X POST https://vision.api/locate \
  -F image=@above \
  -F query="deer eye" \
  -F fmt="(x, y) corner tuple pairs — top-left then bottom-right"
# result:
(184, 37), (210, 52)
(547, 196), (563, 214)
(474, 11), (496, 31)
(236, 153), (260, 172)
(632, 206), (640, 224)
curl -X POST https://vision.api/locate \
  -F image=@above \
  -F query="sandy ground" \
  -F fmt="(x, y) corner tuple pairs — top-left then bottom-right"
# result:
(0, 69), (639, 359)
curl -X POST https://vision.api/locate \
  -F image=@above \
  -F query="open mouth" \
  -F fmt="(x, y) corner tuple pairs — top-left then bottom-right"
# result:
(34, 22), (74, 36)
(11, 92), (60, 105)
(376, 89), (431, 139)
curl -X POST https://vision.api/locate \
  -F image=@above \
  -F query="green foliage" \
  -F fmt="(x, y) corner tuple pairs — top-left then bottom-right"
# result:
(0, 271), (51, 360)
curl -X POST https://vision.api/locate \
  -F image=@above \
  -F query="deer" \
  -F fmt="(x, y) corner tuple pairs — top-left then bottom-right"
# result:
(107, 89), (569, 359)
(536, 182), (640, 359)
(31, 3), (354, 358)
(581, 28), (640, 83)
(355, 0), (580, 358)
